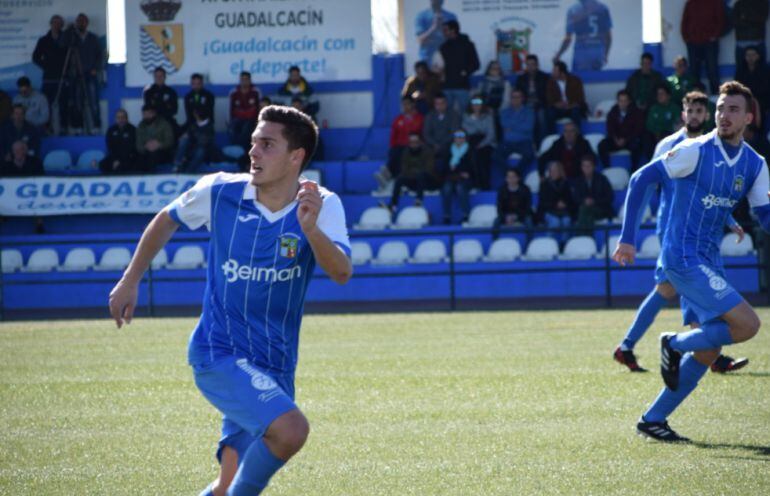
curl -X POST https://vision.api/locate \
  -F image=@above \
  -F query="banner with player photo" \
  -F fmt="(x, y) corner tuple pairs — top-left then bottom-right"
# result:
(402, 0), (642, 75)
(0, 1), (106, 91)
(0, 175), (201, 216)
(125, 0), (372, 87)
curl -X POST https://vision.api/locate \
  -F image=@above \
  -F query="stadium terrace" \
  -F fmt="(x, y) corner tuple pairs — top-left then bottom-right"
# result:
(214, 9), (324, 29)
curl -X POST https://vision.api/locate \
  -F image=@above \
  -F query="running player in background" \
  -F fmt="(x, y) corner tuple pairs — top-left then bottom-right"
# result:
(109, 105), (352, 494)
(553, 0), (612, 71)
(613, 91), (748, 374)
(613, 81), (770, 442)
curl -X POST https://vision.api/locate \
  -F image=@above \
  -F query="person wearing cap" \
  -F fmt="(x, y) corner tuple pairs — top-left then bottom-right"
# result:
(136, 104), (174, 173)
(13, 77), (49, 130)
(439, 129), (474, 224)
(461, 96), (496, 189)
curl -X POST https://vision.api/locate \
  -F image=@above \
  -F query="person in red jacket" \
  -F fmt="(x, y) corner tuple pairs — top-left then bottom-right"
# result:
(597, 89), (645, 170)
(680, 0), (724, 94)
(228, 71), (261, 149)
(388, 96), (424, 173)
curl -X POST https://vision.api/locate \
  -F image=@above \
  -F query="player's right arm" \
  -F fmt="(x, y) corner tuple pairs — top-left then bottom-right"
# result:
(109, 211), (179, 328)
(747, 161), (770, 233)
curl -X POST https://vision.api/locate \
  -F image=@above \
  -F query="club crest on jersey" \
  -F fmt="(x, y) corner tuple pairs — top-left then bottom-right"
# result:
(279, 233), (300, 258)
(733, 175), (744, 193)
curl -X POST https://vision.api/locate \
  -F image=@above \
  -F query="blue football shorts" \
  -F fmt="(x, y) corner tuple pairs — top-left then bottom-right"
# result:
(192, 356), (297, 461)
(664, 263), (744, 326)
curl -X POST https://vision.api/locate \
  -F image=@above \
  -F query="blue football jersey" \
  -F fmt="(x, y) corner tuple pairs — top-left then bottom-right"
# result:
(165, 173), (351, 375)
(567, 0), (612, 47)
(652, 128), (688, 239)
(660, 130), (769, 269)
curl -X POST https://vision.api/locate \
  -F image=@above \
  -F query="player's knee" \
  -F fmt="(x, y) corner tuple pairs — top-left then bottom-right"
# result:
(731, 310), (761, 342)
(694, 349), (721, 366)
(655, 283), (676, 300)
(265, 410), (310, 459)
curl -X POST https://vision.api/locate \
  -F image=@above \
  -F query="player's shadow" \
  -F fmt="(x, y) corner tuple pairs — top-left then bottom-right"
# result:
(742, 371), (770, 378)
(691, 441), (770, 459)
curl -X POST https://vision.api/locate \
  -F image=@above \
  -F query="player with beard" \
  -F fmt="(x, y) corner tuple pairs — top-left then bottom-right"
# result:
(613, 91), (748, 374)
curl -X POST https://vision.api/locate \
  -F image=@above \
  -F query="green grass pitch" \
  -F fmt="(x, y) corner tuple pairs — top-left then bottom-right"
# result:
(1, 309), (769, 495)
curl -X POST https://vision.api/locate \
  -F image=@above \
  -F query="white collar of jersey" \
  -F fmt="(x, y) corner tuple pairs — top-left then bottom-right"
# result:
(713, 131), (744, 168)
(241, 184), (298, 223)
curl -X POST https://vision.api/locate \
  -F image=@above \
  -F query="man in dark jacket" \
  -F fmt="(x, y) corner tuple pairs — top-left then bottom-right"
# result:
(545, 60), (587, 131)
(100, 109), (138, 175)
(183, 73), (215, 133)
(625, 52), (665, 111)
(495, 168), (533, 231)
(538, 161), (574, 241)
(0, 105), (41, 161)
(514, 54), (550, 142)
(598, 89), (644, 169)
(32, 14), (68, 133)
(1, 141), (43, 177)
(537, 120), (595, 179)
(571, 155), (614, 231)
(387, 133), (440, 211)
(438, 20), (480, 114)
(136, 105), (174, 172)
(144, 67), (179, 136)
(736, 46), (770, 120)
(440, 129), (474, 223)
(65, 13), (103, 132)
(174, 108), (218, 172)
(733, 0), (768, 65)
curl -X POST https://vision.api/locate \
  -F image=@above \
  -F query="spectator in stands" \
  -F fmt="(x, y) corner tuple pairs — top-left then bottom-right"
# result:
(692, 81), (717, 131)
(462, 96), (496, 189)
(0, 89), (11, 123)
(597, 89), (644, 170)
(497, 88), (536, 174)
(438, 20), (480, 114)
(229, 71), (261, 150)
(375, 96), (424, 189)
(415, 0), (457, 64)
(65, 13), (102, 133)
(1, 141), (43, 177)
(183, 73), (215, 133)
(537, 161), (574, 241)
(667, 56), (698, 110)
(494, 168), (533, 236)
(13, 77), (49, 131)
(733, 0), (768, 66)
(386, 132), (440, 212)
(744, 123), (770, 159)
(423, 92), (459, 168)
(440, 129), (473, 224)
(571, 155), (614, 232)
(681, 0), (723, 94)
(1, 104), (41, 161)
(736, 47), (770, 125)
(402, 60), (441, 115)
(136, 105), (174, 172)
(475, 60), (511, 117)
(537, 120), (594, 179)
(644, 84), (680, 154)
(625, 52), (665, 112)
(545, 60), (586, 132)
(32, 14), (67, 134)
(174, 108), (218, 173)
(514, 54), (549, 142)
(144, 67), (179, 135)
(278, 66), (319, 119)
(100, 108), (138, 175)
(259, 96), (272, 112)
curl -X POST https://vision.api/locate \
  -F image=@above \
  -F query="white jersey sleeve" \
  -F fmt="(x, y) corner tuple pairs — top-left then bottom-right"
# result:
(661, 139), (701, 179)
(164, 173), (222, 231)
(316, 192), (351, 254)
(747, 161), (770, 208)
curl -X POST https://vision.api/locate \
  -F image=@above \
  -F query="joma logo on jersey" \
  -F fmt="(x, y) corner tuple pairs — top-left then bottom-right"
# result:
(279, 234), (300, 258)
(701, 194), (737, 209)
(221, 259), (302, 283)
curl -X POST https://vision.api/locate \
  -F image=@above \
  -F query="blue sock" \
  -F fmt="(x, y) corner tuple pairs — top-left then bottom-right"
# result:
(198, 483), (214, 496)
(670, 320), (733, 353)
(643, 353), (708, 422)
(621, 289), (667, 350)
(227, 438), (285, 496)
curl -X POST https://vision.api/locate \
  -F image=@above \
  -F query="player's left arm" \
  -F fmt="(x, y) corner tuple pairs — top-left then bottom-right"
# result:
(297, 181), (353, 284)
(747, 163), (770, 233)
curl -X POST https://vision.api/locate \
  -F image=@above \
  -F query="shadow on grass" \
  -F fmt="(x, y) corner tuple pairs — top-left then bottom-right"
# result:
(741, 372), (770, 378)
(691, 441), (770, 459)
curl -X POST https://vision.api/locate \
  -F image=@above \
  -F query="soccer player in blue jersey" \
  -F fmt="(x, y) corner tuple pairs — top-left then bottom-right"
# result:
(553, 0), (612, 71)
(613, 91), (748, 374)
(109, 105), (352, 494)
(613, 81), (770, 442)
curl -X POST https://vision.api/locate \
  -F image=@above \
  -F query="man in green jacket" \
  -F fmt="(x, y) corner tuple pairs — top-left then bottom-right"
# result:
(667, 56), (698, 111)
(387, 132), (440, 212)
(136, 104), (174, 172)
(643, 84), (680, 159)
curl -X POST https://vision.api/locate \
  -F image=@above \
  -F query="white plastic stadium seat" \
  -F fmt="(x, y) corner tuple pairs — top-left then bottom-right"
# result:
(43, 149), (73, 172)
(393, 206), (429, 229)
(524, 170), (540, 193)
(720, 232), (754, 257)
(301, 169), (322, 186)
(410, 239), (447, 264)
(75, 149), (105, 170)
(371, 241), (410, 265)
(222, 145), (245, 160)
(638, 235), (661, 259)
(151, 248), (168, 270)
(1, 249), (23, 273)
(452, 239), (483, 263)
(59, 247), (96, 271)
(483, 238), (521, 262)
(592, 99), (615, 120)
(94, 247), (132, 271)
(538, 134), (560, 155)
(602, 167), (630, 191)
(462, 205), (497, 228)
(350, 242), (373, 266)
(598, 234), (622, 258)
(166, 245), (205, 270)
(558, 236), (597, 260)
(584, 133), (604, 155)
(354, 207), (391, 230)
(522, 237), (559, 261)
(21, 248), (60, 272)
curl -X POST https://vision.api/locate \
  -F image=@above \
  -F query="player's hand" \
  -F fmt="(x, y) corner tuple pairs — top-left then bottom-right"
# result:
(108, 278), (138, 329)
(297, 179), (322, 234)
(612, 242), (636, 266)
(730, 223), (745, 243)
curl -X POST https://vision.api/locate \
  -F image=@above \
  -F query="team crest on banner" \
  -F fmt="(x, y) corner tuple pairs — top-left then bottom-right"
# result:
(140, 1), (184, 75)
(279, 234), (300, 259)
(494, 17), (536, 74)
